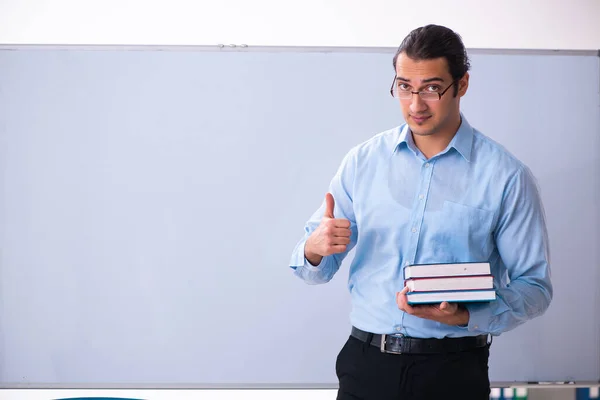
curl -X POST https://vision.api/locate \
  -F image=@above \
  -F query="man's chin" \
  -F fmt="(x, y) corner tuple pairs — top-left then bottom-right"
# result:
(409, 125), (436, 136)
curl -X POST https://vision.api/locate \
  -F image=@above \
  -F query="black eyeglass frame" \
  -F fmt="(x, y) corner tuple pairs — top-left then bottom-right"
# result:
(389, 76), (458, 100)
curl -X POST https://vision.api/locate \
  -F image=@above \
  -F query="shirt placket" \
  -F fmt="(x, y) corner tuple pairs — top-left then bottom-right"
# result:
(404, 159), (435, 269)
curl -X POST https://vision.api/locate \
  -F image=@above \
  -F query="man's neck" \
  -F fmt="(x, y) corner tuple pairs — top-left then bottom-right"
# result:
(412, 116), (462, 160)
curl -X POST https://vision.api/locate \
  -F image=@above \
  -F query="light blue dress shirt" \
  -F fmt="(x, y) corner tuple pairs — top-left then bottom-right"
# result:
(289, 114), (552, 338)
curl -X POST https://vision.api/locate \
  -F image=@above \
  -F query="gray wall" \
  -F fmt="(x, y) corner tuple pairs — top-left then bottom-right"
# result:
(0, 49), (598, 388)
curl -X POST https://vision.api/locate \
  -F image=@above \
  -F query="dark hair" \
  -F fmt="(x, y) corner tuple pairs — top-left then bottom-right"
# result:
(393, 24), (470, 96)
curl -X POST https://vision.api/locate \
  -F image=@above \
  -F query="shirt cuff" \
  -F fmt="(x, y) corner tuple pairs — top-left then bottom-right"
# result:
(291, 239), (324, 272)
(464, 302), (493, 333)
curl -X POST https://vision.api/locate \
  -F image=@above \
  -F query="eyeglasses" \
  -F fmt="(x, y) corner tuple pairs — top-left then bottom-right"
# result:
(389, 76), (457, 101)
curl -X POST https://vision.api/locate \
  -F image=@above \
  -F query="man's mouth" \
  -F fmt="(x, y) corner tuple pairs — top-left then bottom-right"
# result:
(411, 115), (431, 123)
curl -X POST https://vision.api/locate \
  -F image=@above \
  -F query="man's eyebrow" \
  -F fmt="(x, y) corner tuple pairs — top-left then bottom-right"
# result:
(396, 76), (446, 83)
(422, 77), (445, 83)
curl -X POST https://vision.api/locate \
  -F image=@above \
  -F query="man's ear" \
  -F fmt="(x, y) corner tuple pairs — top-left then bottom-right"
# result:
(458, 72), (469, 97)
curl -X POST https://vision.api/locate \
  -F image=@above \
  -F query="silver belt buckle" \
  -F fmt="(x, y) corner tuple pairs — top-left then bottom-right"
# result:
(380, 333), (403, 354)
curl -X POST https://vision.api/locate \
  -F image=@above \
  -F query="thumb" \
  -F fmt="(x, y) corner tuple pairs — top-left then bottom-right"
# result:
(324, 193), (335, 219)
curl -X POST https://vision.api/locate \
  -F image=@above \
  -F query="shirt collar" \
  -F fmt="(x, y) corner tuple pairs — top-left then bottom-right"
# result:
(396, 124), (417, 155)
(394, 113), (474, 162)
(448, 114), (474, 162)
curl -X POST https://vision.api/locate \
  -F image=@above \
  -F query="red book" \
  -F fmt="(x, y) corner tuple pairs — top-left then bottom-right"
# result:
(405, 275), (493, 292)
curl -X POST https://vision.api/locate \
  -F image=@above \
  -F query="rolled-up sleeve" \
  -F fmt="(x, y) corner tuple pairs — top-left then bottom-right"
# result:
(465, 165), (553, 335)
(289, 147), (359, 285)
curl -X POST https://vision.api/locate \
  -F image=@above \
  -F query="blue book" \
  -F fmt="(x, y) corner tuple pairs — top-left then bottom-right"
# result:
(577, 387), (599, 400)
(406, 288), (496, 304)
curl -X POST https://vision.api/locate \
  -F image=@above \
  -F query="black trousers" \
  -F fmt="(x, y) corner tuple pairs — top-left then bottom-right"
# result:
(335, 335), (491, 400)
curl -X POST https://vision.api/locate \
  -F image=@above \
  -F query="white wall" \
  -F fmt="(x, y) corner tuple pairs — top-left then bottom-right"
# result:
(0, 0), (599, 50)
(2, 387), (598, 400)
(0, 389), (336, 400)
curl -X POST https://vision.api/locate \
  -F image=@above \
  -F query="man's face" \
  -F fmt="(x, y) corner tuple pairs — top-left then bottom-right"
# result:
(394, 53), (468, 137)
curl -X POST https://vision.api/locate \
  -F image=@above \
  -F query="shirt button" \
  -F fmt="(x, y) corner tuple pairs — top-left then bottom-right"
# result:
(396, 327), (402, 332)
(405, 261), (410, 266)
(419, 194), (424, 200)
(424, 163), (430, 168)
(411, 227), (417, 233)
(474, 325), (479, 329)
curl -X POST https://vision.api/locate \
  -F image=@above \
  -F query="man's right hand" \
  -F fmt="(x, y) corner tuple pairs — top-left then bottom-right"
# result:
(304, 193), (352, 266)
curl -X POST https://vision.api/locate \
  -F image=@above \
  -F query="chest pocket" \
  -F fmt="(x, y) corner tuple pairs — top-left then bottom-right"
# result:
(428, 200), (495, 262)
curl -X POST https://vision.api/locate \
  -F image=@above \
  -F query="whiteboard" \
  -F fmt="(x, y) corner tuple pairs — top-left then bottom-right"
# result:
(0, 48), (598, 387)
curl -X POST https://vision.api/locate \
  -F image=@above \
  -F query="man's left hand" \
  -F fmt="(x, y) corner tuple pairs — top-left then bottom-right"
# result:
(396, 286), (470, 326)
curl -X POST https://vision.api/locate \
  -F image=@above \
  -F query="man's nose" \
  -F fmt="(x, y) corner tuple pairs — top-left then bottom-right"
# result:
(409, 93), (427, 113)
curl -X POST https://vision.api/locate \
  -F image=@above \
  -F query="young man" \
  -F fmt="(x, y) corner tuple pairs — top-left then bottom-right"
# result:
(288, 25), (553, 399)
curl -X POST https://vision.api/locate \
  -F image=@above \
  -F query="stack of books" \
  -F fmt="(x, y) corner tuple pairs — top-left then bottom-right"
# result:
(403, 261), (496, 305)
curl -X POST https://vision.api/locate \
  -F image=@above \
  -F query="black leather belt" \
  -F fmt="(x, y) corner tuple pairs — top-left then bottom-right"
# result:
(351, 326), (489, 355)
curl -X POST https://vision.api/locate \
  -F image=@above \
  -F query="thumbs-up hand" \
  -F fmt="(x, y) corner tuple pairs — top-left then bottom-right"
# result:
(323, 192), (336, 219)
(304, 193), (352, 266)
